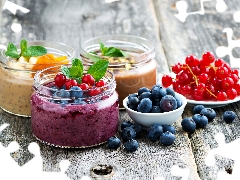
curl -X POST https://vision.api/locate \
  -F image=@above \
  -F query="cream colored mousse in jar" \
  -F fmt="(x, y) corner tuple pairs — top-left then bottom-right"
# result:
(0, 39), (75, 117)
(31, 59), (119, 148)
(80, 35), (157, 108)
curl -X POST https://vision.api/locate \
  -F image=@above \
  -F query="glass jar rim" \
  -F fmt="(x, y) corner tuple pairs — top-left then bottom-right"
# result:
(0, 40), (75, 72)
(33, 65), (116, 103)
(80, 34), (155, 67)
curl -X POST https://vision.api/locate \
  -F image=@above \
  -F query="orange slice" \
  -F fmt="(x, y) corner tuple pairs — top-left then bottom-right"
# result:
(31, 54), (68, 71)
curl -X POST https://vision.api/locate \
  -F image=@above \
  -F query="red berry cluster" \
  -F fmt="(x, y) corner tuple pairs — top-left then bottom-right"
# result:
(162, 51), (240, 101)
(54, 73), (105, 96)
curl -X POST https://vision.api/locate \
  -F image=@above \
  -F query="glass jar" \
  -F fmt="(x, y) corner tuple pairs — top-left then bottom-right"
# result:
(31, 66), (119, 148)
(0, 41), (75, 117)
(80, 35), (157, 108)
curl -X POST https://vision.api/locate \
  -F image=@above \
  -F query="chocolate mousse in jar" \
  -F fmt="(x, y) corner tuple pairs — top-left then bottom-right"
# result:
(80, 35), (157, 108)
(0, 40), (75, 117)
(31, 63), (119, 148)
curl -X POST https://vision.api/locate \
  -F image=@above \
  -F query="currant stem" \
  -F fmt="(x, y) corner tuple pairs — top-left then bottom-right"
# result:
(185, 64), (199, 86)
(206, 88), (217, 99)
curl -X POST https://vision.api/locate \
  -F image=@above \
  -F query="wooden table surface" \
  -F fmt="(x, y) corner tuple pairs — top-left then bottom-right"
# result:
(1, 0), (240, 179)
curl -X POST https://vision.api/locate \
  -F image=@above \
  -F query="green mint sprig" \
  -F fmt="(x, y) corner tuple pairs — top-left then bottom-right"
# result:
(99, 41), (129, 57)
(5, 39), (47, 59)
(61, 58), (109, 83)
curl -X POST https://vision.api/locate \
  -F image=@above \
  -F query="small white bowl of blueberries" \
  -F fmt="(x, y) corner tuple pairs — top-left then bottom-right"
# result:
(123, 84), (187, 128)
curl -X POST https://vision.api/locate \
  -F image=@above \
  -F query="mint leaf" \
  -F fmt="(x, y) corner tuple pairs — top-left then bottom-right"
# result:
(99, 41), (129, 57)
(61, 58), (84, 83)
(22, 46), (47, 57)
(20, 39), (28, 55)
(61, 66), (70, 78)
(85, 53), (103, 63)
(87, 60), (109, 81)
(5, 43), (20, 59)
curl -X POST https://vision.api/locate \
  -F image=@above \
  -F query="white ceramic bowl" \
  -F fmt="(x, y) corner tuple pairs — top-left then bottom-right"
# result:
(123, 92), (187, 128)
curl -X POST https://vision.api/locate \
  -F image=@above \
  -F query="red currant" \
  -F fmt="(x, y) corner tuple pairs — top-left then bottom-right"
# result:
(95, 79), (105, 87)
(214, 58), (224, 67)
(54, 73), (66, 88)
(185, 55), (199, 67)
(89, 87), (101, 96)
(82, 74), (95, 86)
(202, 51), (215, 65)
(216, 66), (229, 79)
(78, 83), (89, 90)
(217, 91), (227, 101)
(171, 64), (181, 74)
(162, 75), (173, 87)
(192, 89), (204, 101)
(198, 73), (208, 83)
(234, 82), (240, 94)
(65, 79), (78, 90)
(226, 88), (237, 100)
(222, 77), (234, 90)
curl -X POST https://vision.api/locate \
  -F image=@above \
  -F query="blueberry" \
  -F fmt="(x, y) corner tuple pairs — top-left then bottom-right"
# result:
(124, 139), (138, 152)
(166, 87), (175, 97)
(181, 117), (196, 133)
(107, 136), (121, 149)
(162, 125), (176, 134)
(160, 95), (177, 112)
(150, 106), (162, 113)
(130, 124), (142, 138)
(160, 131), (175, 146)
(121, 127), (136, 141)
(70, 86), (83, 98)
(137, 98), (152, 113)
(128, 104), (138, 111)
(223, 111), (236, 123)
(128, 96), (139, 106)
(200, 108), (216, 121)
(73, 98), (87, 105)
(147, 124), (163, 142)
(193, 105), (205, 115)
(151, 84), (163, 90)
(138, 87), (150, 96)
(53, 89), (70, 98)
(121, 121), (133, 130)
(50, 86), (59, 95)
(151, 86), (167, 100)
(192, 114), (208, 128)
(176, 98), (182, 108)
(128, 93), (138, 99)
(139, 92), (153, 101)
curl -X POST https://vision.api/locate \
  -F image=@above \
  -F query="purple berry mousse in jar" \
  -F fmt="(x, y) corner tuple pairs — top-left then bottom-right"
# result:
(31, 65), (119, 148)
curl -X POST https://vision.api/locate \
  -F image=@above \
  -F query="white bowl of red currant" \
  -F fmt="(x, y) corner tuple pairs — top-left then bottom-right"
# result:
(123, 85), (187, 128)
(161, 51), (240, 108)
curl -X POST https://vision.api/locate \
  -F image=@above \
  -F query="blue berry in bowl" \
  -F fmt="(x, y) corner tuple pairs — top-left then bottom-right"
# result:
(70, 86), (83, 98)
(181, 117), (196, 133)
(121, 127), (136, 141)
(147, 124), (163, 142)
(121, 121), (133, 130)
(150, 106), (162, 113)
(162, 125), (176, 134)
(200, 108), (216, 121)
(130, 124), (142, 138)
(166, 87), (175, 97)
(138, 87), (150, 96)
(176, 98), (182, 108)
(160, 95), (177, 112)
(107, 136), (121, 149)
(137, 98), (152, 113)
(192, 114), (208, 128)
(151, 86), (167, 100)
(124, 139), (138, 152)
(128, 93), (138, 99)
(193, 105), (205, 115)
(139, 92), (153, 101)
(223, 110), (236, 123)
(128, 96), (139, 106)
(160, 131), (175, 146)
